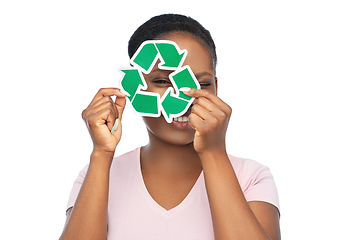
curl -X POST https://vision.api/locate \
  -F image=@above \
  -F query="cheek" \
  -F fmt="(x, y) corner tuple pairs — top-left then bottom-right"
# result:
(212, 84), (217, 95)
(201, 84), (217, 95)
(142, 117), (162, 132)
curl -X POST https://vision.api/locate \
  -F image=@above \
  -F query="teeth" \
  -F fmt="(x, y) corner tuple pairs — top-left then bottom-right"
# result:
(174, 116), (189, 123)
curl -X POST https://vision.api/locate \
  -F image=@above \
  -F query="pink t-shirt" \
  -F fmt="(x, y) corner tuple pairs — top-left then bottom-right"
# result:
(67, 148), (279, 240)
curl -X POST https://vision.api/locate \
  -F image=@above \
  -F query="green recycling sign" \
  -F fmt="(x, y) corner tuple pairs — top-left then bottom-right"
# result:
(119, 40), (200, 123)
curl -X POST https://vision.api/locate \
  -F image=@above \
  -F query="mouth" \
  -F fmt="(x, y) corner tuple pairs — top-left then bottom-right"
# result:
(172, 105), (192, 123)
(173, 115), (189, 123)
(170, 107), (192, 129)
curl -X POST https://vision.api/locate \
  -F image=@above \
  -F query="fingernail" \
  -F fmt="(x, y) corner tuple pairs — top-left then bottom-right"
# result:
(111, 119), (119, 134)
(179, 87), (191, 92)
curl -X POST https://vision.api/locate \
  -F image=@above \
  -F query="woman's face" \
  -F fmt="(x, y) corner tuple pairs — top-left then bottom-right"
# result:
(142, 32), (217, 146)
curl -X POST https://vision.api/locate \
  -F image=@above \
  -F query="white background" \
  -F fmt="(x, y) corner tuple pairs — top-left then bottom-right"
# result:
(1, 0), (359, 239)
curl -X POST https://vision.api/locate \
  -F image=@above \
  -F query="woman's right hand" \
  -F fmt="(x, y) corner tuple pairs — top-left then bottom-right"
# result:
(81, 88), (127, 154)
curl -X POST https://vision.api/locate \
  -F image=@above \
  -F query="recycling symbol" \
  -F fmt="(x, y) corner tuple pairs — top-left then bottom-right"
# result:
(119, 40), (200, 123)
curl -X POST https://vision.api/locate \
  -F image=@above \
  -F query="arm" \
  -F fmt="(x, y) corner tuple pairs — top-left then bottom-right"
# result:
(200, 151), (280, 240)
(185, 89), (280, 240)
(59, 88), (126, 240)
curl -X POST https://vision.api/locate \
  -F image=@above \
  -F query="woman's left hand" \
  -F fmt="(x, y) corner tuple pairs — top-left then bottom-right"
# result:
(184, 88), (232, 155)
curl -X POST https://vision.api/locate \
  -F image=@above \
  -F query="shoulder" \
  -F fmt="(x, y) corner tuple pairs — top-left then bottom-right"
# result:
(112, 147), (140, 164)
(228, 154), (271, 178)
(228, 154), (280, 210)
(109, 147), (141, 179)
(77, 148), (140, 176)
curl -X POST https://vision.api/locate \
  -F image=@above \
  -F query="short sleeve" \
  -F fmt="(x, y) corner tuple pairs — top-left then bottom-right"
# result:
(230, 156), (280, 211)
(66, 164), (89, 211)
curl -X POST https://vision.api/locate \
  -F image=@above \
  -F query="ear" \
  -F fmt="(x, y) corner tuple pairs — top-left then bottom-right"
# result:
(215, 77), (218, 95)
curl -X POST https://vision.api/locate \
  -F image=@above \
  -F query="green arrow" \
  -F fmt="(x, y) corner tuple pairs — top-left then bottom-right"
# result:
(119, 40), (200, 123)
(119, 69), (145, 102)
(170, 66), (200, 101)
(131, 42), (158, 73)
(156, 42), (186, 69)
(160, 89), (190, 122)
(132, 92), (159, 116)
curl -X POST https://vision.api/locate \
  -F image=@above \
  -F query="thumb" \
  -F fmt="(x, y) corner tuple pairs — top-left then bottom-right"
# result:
(115, 96), (126, 121)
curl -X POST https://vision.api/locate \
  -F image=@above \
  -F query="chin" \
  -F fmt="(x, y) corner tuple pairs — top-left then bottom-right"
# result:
(143, 116), (195, 146)
(162, 132), (195, 146)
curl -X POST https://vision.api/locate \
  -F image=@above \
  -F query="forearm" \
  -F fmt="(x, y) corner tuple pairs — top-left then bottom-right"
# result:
(60, 151), (113, 240)
(200, 151), (271, 240)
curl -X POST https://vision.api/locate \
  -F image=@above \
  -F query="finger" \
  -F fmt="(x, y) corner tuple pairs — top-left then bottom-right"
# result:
(105, 109), (117, 132)
(195, 97), (220, 113)
(97, 107), (117, 132)
(182, 88), (219, 104)
(114, 96), (126, 121)
(190, 103), (221, 132)
(188, 111), (203, 133)
(84, 101), (118, 130)
(85, 97), (119, 120)
(183, 88), (231, 116)
(195, 97), (230, 123)
(191, 103), (213, 121)
(89, 96), (117, 112)
(189, 110), (218, 138)
(89, 88), (127, 107)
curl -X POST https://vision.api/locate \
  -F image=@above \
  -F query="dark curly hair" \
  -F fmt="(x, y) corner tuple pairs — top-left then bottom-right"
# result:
(128, 14), (217, 69)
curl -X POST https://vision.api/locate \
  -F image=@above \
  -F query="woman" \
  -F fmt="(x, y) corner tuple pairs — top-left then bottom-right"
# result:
(60, 14), (280, 240)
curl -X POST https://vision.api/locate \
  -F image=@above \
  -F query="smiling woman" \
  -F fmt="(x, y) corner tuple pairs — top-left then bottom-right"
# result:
(59, 14), (280, 240)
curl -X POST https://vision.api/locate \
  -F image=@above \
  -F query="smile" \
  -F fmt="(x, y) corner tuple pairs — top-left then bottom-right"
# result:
(173, 116), (189, 123)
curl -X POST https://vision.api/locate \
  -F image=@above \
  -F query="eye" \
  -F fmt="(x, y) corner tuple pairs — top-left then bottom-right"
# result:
(153, 78), (172, 85)
(200, 82), (212, 88)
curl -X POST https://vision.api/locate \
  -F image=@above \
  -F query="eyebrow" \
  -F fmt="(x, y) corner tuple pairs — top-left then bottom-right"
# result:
(195, 72), (214, 79)
(147, 68), (173, 75)
(149, 69), (213, 79)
